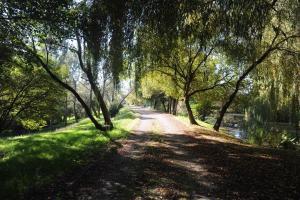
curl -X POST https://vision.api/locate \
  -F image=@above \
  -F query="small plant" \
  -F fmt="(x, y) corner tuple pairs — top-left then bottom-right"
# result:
(20, 119), (47, 131)
(278, 132), (297, 150)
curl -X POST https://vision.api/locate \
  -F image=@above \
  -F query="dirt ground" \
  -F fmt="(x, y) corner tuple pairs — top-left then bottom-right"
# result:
(29, 106), (300, 200)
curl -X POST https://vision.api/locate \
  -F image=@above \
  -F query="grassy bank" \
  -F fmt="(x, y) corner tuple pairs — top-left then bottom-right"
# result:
(176, 115), (214, 129)
(0, 108), (137, 199)
(175, 115), (245, 144)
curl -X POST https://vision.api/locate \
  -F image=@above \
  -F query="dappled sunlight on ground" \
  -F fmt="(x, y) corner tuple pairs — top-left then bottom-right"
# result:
(0, 109), (136, 199)
(27, 106), (300, 200)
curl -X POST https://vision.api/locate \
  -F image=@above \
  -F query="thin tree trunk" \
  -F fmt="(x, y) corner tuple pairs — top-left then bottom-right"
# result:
(88, 77), (113, 129)
(213, 44), (277, 131)
(64, 94), (68, 125)
(73, 100), (79, 122)
(184, 96), (198, 125)
(75, 33), (113, 129)
(31, 51), (110, 132)
(116, 88), (134, 110)
(161, 99), (167, 112)
(168, 97), (172, 114)
(172, 98), (178, 115)
(72, 80), (79, 122)
(89, 87), (93, 110)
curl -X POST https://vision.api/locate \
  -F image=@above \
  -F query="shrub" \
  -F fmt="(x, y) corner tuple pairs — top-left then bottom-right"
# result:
(109, 103), (123, 117)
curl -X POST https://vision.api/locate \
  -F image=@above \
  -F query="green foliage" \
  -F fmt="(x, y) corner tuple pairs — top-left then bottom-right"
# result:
(0, 0), (298, 143)
(176, 115), (214, 129)
(20, 119), (47, 131)
(141, 71), (181, 99)
(279, 132), (298, 150)
(0, 59), (67, 132)
(109, 103), (123, 117)
(0, 108), (136, 199)
(196, 100), (213, 121)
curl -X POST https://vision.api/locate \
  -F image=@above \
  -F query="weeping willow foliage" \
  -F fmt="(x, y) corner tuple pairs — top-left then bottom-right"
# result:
(78, 0), (132, 89)
(73, 0), (280, 94)
(132, 0), (277, 87)
(244, 50), (300, 146)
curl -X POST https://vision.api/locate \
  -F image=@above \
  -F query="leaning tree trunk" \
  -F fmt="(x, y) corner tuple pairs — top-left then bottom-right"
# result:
(116, 88), (134, 111)
(213, 44), (277, 131)
(33, 54), (110, 133)
(184, 96), (198, 125)
(87, 75), (113, 129)
(213, 89), (239, 131)
(75, 33), (113, 129)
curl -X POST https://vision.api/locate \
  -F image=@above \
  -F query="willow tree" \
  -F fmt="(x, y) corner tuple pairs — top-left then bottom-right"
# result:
(136, 32), (231, 124)
(213, 0), (300, 131)
(132, 0), (273, 125)
(243, 39), (300, 143)
(76, 0), (135, 123)
(140, 71), (181, 114)
(0, 0), (117, 133)
(1, 0), (138, 132)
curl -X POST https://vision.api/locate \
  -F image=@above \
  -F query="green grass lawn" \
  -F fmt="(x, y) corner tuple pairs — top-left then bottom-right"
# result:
(0, 108), (137, 199)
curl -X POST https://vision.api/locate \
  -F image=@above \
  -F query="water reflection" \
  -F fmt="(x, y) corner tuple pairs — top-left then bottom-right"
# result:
(223, 127), (246, 139)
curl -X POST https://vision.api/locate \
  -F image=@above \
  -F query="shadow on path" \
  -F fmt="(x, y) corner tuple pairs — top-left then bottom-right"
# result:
(29, 107), (300, 200)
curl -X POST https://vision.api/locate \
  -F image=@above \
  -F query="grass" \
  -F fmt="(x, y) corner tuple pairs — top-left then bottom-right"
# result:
(176, 115), (214, 129)
(0, 108), (137, 199)
(175, 114), (246, 145)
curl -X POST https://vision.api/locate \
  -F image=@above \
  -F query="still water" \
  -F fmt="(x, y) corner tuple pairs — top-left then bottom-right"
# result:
(223, 127), (246, 139)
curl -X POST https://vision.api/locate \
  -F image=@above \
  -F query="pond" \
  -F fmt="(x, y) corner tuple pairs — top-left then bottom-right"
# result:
(223, 124), (299, 146)
(223, 127), (246, 139)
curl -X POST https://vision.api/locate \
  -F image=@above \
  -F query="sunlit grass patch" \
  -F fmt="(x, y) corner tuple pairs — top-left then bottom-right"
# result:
(176, 115), (213, 129)
(175, 115), (245, 145)
(0, 108), (136, 199)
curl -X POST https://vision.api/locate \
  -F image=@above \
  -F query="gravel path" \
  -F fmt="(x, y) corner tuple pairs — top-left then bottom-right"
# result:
(73, 106), (219, 199)
(33, 106), (300, 200)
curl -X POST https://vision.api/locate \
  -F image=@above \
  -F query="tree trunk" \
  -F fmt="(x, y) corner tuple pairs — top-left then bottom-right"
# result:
(172, 98), (178, 115)
(89, 87), (93, 110)
(168, 97), (172, 114)
(73, 100), (79, 122)
(161, 99), (167, 112)
(75, 33), (113, 129)
(32, 53), (110, 133)
(184, 96), (198, 125)
(116, 88), (134, 111)
(213, 44), (278, 131)
(72, 82), (79, 122)
(214, 79), (242, 131)
(64, 94), (68, 125)
(88, 78), (113, 129)
(78, 57), (113, 128)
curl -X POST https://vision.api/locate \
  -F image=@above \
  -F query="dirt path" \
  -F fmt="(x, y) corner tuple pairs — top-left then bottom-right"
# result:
(35, 106), (300, 200)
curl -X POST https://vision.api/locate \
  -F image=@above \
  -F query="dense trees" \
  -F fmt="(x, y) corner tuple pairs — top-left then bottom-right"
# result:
(0, 58), (66, 132)
(213, 0), (299, 131)
(1, 2), (300, 199)
(0, 0), (299, 144)
(1, 0), (129, 133)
